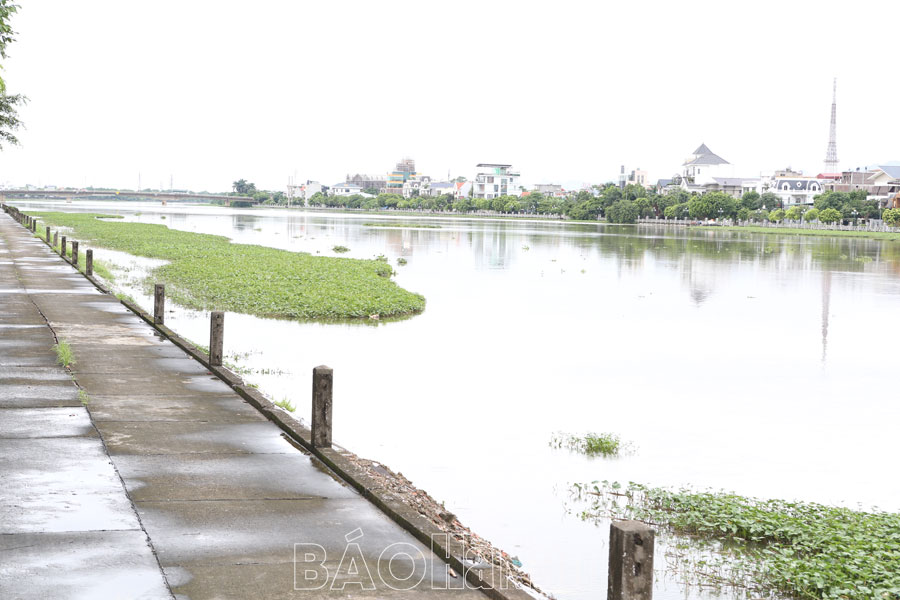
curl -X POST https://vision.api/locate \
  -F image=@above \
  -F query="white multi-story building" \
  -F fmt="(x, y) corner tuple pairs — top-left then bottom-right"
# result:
(474, 163), (520, 199)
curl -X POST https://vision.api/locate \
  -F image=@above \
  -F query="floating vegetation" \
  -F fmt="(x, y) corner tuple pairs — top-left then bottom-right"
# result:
(362, 222), (441, 229)
(550, 432), (629, 457)
(32, 213), (425, 320)
(53, 340), (74, 368)
(332, 245), (350, 253)
(397, 257), (408, 265)
(572, 481), (900, 600)
(275, 398), (296, 413)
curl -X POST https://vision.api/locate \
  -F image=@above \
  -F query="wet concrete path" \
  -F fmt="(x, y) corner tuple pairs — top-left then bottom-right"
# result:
(0, 212), (487, 599)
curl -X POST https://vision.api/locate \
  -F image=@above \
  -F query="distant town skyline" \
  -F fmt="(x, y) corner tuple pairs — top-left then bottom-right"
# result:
(0, 1), (898, 193)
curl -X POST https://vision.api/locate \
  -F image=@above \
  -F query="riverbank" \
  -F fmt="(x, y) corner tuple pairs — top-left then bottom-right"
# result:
(695, 224), (900, 241)
(30, 211), (425, 320)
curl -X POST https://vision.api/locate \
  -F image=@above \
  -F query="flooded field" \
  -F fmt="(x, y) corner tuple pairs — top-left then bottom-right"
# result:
(14, 200), (900, 600)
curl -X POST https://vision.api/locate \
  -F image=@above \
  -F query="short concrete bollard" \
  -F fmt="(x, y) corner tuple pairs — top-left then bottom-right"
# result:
(31, 219), (36, 233)
(85, 249), (93, 277)
(53, 231), (59, 248)
(311, 365), (333, 448)
(209, 311), (224, 366)
(60, 236), (67, 258)
(71, 241), (79, 266)
(154, 284), (165, 325)
(608, 520), (654, 600)
(46, 226), (51, 243)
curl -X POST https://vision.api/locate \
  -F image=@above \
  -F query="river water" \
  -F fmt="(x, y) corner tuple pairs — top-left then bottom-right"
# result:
(14, 200), (900, 599)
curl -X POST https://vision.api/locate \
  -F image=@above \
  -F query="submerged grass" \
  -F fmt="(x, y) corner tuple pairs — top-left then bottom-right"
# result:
(363, 222), (442, 229)
(550, 432), (628, 457)
(697, 225), (900, 241)
(53, 340), (74, 367)
(573, 481), (900, 600)
(32, 212), (425, 319)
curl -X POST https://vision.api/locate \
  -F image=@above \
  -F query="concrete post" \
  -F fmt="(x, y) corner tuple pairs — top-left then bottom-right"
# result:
(85, 249), (93, 277)
(209, 311), (224, 366)
(53, 231), (59, 248)
(311, 365), (333, 448)
(608, 520), (654, 600)
(154, 284), (165, 325)
(71, 241), (79, 266)
(46, 226), (51, 242)
(31, 219), (36, 233)
(60, 236), (67, 258)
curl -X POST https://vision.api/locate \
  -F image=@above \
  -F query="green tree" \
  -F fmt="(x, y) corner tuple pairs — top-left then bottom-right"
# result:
(0, 1), (24, 148)
(606, 200), (639, 224)
(362, 187), (379, 196)
(737, 207), (750, 221)
(741, 190), (761, 210)
(784, 206), (803, 221)
(768, 208), (785, 222)
(882, 208), (900, 227)
(760, 192), (781, 210)
(819, 207), (842, 224)
(803, 207), (820, 222)
(232, 179), (257, 195)
(814, 191), (846, 211)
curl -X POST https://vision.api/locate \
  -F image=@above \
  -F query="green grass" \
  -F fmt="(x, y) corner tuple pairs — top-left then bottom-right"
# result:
(274, 397), (296, 412)
(574, 481), (900, 600)
(31, 212), (425, 320)
(90, 259), (116, 281)
(550, 432), (627, 457)
(363, 222), (442, 229)
(78, 389), (90, 405)
(697, 225), (900, 241)
(114, 291), (138, 306)
(53, 340), (74, 367)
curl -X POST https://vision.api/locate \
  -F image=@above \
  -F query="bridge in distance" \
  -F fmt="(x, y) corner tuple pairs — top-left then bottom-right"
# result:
(0, 188), (258, 206)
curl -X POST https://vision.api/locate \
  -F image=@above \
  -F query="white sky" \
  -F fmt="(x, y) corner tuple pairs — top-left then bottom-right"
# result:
(1, 0), (898, 192)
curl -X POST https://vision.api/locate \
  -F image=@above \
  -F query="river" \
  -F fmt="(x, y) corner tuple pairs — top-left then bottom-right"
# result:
(13, 200), (900, 599)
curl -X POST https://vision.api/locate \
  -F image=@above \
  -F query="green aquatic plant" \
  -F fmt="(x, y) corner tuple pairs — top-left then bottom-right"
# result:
(572, 481), (900, 600)
(332, 245), (350, 253)
(275, 397), (296, 412)
(53, 340), (74, 367)
(31, 213), (425, 320)
(396, 257), (407, 265)
(550, 432), (627, 457)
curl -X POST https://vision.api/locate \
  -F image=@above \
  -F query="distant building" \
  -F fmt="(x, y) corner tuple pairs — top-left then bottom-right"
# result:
(680, 143), (732, 186)
(385, 158), (416, 194)
(346, 173), (387, 192)
(296, 180), (326, 201)
(331, 183), (365, 196)
(454, 181), (472, 199)
(474, 163), (520, 199)
(422, 181), (457, 197)
(769, 177), (824, 206)
(627, 168), (650, 188)
(534, 184), (564, 196)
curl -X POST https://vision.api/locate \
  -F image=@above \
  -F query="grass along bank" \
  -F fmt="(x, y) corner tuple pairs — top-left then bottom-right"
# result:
(572, 481), (900, 600)
(32, 212), (425, 319)
(696, 224), (900, 241)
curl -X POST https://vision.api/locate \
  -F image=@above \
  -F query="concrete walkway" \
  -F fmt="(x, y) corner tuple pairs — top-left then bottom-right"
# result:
(0, 212), (488, 599)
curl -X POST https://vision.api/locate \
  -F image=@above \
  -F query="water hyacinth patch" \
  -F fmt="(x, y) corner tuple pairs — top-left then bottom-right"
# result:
(32, 212), (425, 320)
(571, 481), (900, 600)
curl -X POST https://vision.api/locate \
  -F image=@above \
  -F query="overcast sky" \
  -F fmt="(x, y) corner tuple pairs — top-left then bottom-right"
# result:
(1, 0), (898, 192)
